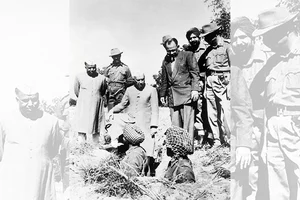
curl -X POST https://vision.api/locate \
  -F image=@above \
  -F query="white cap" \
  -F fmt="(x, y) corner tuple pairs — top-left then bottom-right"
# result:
(15, 79), (39, 96)
(133, 70), (145, 79)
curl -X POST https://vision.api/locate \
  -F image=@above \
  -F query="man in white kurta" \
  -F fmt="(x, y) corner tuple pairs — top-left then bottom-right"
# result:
(74, 62), (107, 143)
(109, 72), (159, 176)
(0, 84), (67, 200)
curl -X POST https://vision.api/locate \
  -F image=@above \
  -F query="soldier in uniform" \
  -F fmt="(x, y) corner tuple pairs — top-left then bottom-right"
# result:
(199, 23), (232, 147)
(231, 16), (271, 200)
(184, 27), (209, 148)
(230, 65), (253, 200)
(251, 7), (300, 200)
(103, 48), (135, 111)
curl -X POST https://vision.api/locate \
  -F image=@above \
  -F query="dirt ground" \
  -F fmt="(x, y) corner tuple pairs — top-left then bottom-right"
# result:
(56, 107), (230, 200)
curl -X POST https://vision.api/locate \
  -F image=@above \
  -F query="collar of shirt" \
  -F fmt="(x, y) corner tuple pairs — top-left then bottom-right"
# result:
(195, 42), (206, 53)
(280, 37), (300, 58)
(111, 63), (123, 68)
(243, 45), (267, 67)
(126, 145), (139, 154)
(212, 36), (224, 49)
(171, 57), (176, 71)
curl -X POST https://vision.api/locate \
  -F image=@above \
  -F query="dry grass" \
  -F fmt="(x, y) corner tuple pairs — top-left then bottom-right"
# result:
(67, 107), (231, 200)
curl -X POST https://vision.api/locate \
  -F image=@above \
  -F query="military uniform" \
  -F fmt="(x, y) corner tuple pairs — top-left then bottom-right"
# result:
(103, 62), (135, 111)
(232, 44), (271, 200)
(250, 38), (300, 200)
(230, 65), (254, 200)
(202, 37), (232, 143)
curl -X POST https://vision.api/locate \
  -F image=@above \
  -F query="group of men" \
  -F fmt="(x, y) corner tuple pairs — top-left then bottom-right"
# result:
(159, 22), (232, 151)
(230, 7), (300, 200)
(158, 6), (300, 200)
(72, 6), (300, 199)
(0, 5), (298, 200)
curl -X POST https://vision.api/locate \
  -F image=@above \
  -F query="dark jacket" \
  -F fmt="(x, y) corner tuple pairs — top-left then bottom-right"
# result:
(159, 51), (200, 107)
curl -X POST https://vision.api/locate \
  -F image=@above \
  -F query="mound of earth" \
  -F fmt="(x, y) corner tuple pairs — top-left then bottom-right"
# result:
(65, 107), (230, 200)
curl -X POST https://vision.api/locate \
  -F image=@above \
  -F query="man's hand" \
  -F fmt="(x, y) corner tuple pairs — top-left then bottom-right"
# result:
(160, 97), (166, 105)
(191, 91), (199, 101)
(150, 127), (158, 138)
(106, 109), (114, 122)
(236, 147), (251, 170)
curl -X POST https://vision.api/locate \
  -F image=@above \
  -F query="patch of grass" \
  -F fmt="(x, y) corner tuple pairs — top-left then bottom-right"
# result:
(202, 146), (230, 167)
(71, 142), (95, 156)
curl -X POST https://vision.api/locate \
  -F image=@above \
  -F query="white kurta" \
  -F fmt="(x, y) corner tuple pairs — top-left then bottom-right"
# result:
(0, 109), (63, 200)
(113, 85), (159, 157)
(74, 72), (107, 136)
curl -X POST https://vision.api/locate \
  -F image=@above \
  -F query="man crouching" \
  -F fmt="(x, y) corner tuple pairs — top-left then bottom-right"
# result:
(120, 124), (147, 178)
(164, 126), (196, 183)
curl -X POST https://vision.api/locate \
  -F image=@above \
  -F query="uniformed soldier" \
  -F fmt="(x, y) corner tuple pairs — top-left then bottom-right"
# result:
(251, 7), (300, 200)
(184, 27), (209, 148)
(231, 16), (272, 200)
(103, 48), (135, 111)
(199, 23), (232, 147)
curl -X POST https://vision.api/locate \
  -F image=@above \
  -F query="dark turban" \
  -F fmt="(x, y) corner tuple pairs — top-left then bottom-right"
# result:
(186, 27), (201, 40)
(231, 16), (255, 37)
(165, 126), (193, 157)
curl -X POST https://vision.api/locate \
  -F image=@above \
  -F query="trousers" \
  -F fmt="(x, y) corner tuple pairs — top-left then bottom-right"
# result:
(205, 74), (230, 142)
(107, 88), (125, 111)
(170, 103), (196, 151)
(266, 115), (300, 200)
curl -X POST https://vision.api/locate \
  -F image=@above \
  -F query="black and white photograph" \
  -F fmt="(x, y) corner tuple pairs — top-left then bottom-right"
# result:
(0, 0), (299, 199)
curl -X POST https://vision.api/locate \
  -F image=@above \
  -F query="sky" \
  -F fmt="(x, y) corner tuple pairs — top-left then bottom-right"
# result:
(231, 0), (280, 19)
(0, 0), (281, 110)
(70, 0), (280, 88)
(69, 0), (214, 87)
(0, 0), (69, 109)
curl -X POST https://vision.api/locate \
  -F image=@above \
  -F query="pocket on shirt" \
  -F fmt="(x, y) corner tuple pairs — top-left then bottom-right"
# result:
(215, 54), (225, 63)
(285, 71), (300, 89)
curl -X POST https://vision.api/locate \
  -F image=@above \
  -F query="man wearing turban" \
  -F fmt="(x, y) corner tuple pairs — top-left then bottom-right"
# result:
(231, 16), (271, 200)
(164, 126), (195, 183)
(120, 124), (147, 178)
(185, 27), (210, 149)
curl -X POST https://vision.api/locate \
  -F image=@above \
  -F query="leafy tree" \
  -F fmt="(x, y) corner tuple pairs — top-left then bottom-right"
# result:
(204, 0), (230, 39)
(277, 0), (300, 12)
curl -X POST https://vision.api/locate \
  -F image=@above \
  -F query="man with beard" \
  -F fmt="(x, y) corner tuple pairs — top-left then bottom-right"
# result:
(200, 23), (232, 147)
(231, 16), (270, 200)
(250, 7), (300, 200)
(0, 82), (69, 200)
(74, 61), (107, 144)
(109, 72), (159, 176)
(184, 27), (208, 148)
(160, 37), (200, 152)
(103, 48), (135, 111)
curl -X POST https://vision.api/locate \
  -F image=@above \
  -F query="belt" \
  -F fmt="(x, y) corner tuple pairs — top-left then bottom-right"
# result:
(267, 104), (300, 116)
(207, 69), (230, 76)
